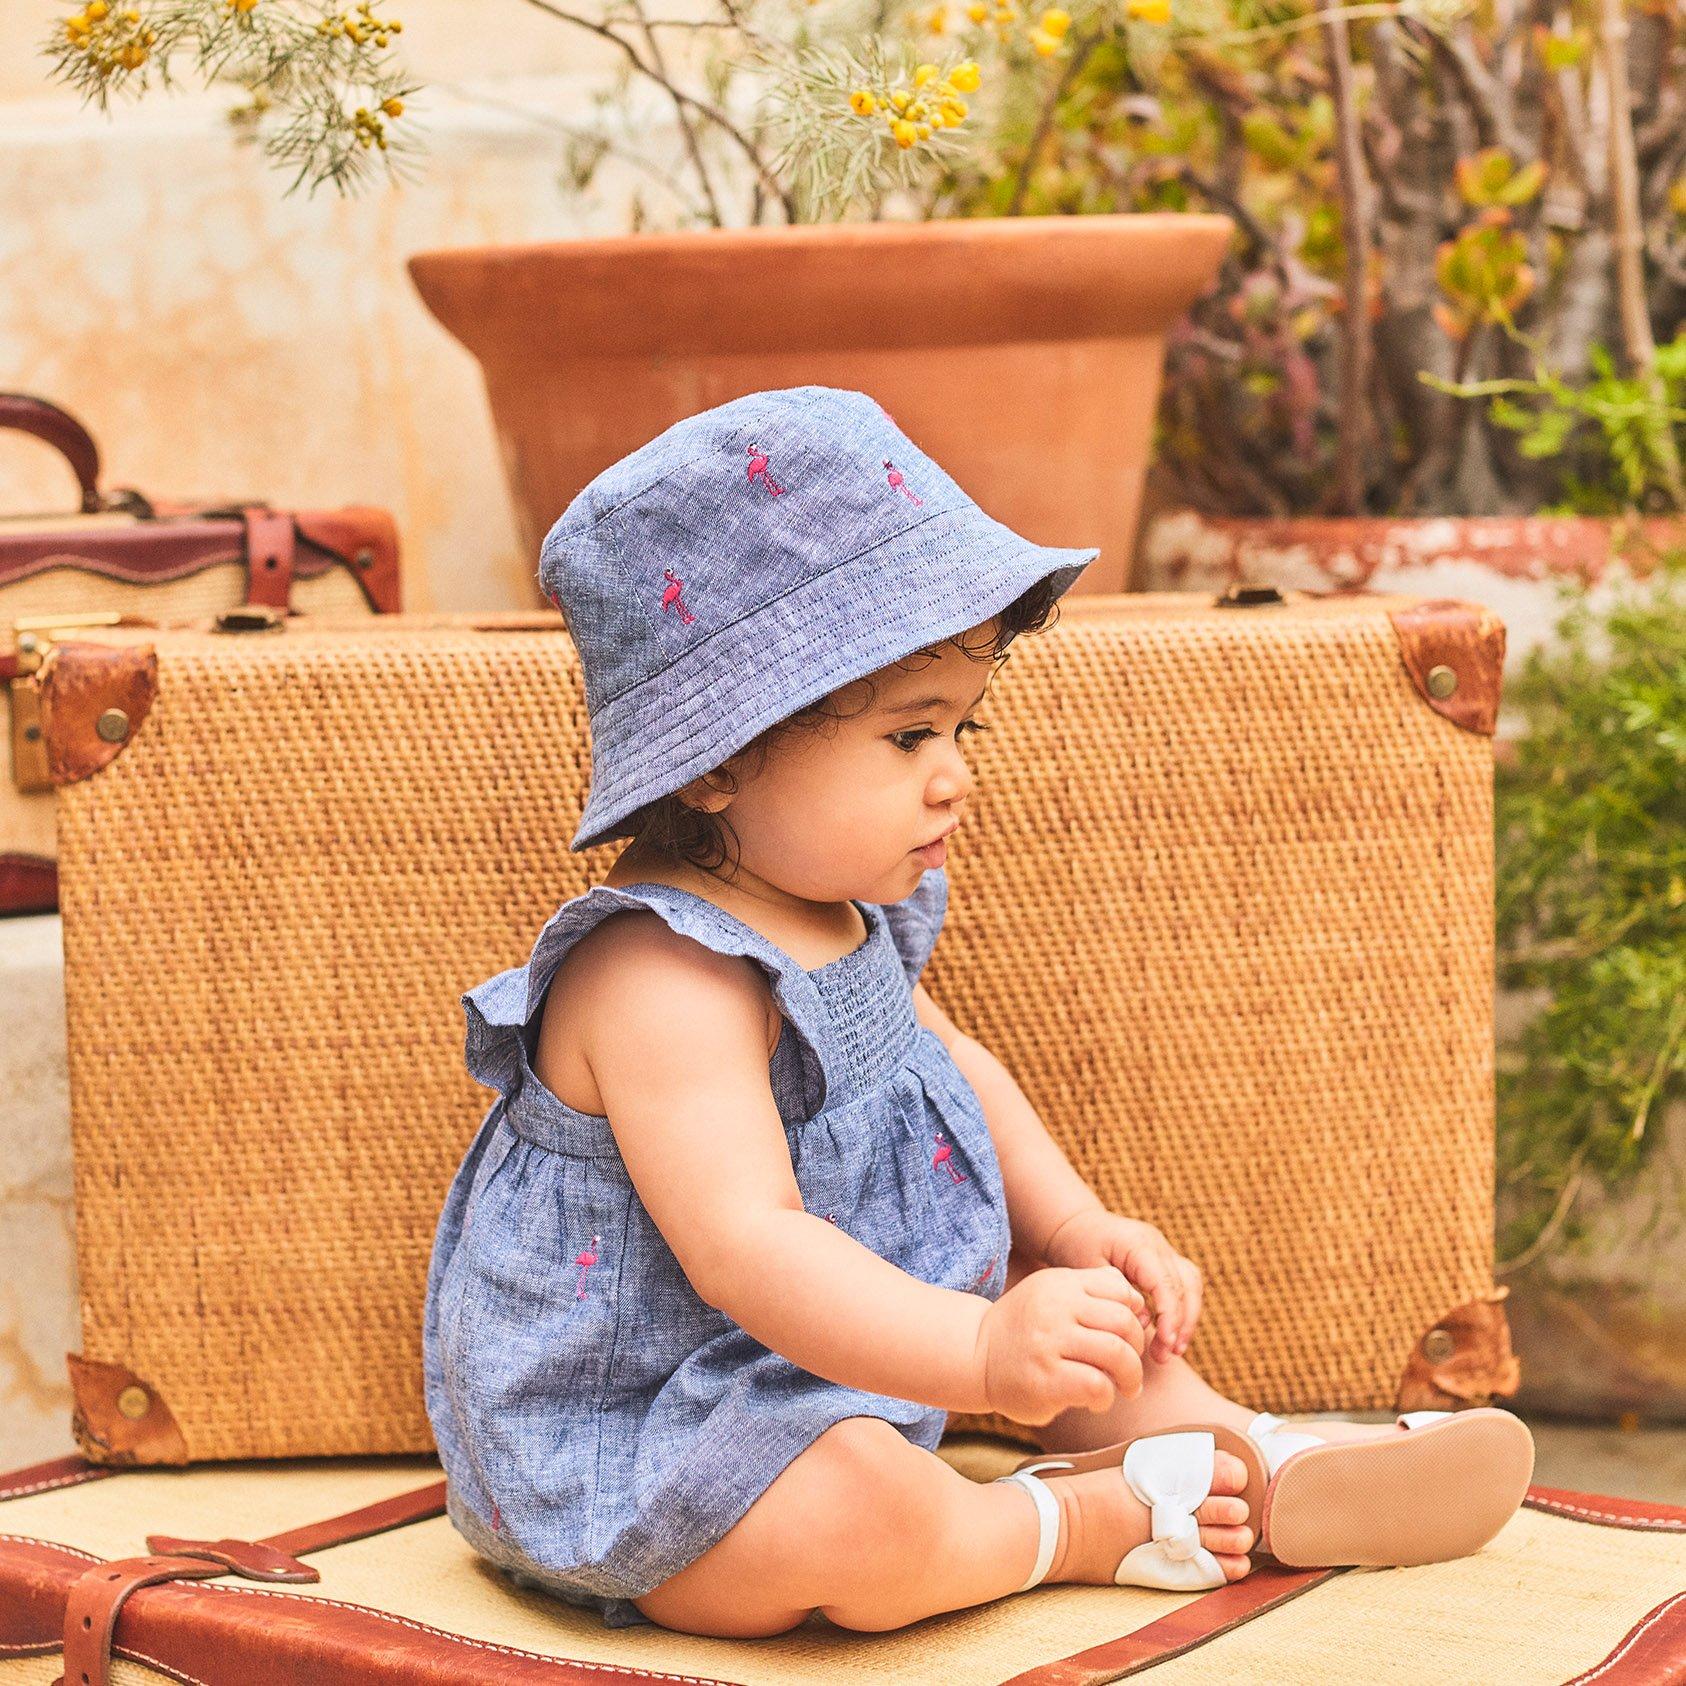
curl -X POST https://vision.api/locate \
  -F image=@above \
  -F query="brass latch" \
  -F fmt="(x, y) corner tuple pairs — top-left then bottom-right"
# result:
(7, 612), (125, 793)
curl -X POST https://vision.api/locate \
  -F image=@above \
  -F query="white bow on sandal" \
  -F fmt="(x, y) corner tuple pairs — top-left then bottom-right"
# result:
(994, 1421), (1268, 1593)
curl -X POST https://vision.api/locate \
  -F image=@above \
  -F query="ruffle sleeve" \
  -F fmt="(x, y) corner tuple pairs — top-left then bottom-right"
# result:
(459, 883), (833, 1114)
(878, 865), (948, 988)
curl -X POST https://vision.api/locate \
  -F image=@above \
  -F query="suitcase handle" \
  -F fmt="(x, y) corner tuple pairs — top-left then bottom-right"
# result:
(0, 391), (154, 518)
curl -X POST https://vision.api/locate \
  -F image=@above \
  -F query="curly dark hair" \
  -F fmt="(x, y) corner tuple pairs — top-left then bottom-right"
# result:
(619, 574), (1066, 874)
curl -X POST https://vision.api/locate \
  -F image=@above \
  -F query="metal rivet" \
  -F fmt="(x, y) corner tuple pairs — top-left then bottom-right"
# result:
(1426, 664), (1458, 700)
(116, 1384), (151, 1419)
(18, 632), (38, 654)
(24, 724), (40, 742)
(355, 547), (374, 569)
(95, 708), (130, 743)
(1422, 1327), (1456, 1363)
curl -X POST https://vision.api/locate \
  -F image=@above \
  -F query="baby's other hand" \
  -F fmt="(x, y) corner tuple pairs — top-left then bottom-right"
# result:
(1043, 1208), (1204, 1365)
(973, 1265), (1145, 1426)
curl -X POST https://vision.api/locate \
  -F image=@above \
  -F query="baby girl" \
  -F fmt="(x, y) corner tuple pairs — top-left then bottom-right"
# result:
(421, 386), (1534, 1638)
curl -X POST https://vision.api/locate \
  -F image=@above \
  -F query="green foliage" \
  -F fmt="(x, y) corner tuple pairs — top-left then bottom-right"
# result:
(1494, 552), (1686, 1267)
(1427, 331), (1686, 515)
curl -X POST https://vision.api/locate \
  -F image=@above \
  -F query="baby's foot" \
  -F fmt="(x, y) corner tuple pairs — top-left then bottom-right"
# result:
(1044, 1449), (1256, 1586)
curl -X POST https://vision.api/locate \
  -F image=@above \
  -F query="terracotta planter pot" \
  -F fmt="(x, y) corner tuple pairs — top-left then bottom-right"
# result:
(1138, 511), (1686, 680)
(408, 215), (1232, 598)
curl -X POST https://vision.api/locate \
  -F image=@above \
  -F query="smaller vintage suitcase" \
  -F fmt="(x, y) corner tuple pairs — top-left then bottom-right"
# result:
(33, 594), (1518, 1467)
(2, 1446), (1684, 1685)
(1, 391), (404, 916)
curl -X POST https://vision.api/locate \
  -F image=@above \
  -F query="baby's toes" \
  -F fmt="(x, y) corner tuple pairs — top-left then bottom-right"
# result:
(1207, 1449), (1248, 1496)
(1199, 1522), (1256, 1558)
(1196, 1492), (1250, 1528)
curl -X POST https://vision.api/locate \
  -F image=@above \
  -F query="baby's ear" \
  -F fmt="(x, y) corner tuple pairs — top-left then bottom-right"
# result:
(676, 770), (733, 815)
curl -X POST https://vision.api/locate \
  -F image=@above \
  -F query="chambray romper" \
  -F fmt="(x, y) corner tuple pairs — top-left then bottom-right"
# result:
(421, 862), (1012, 1628)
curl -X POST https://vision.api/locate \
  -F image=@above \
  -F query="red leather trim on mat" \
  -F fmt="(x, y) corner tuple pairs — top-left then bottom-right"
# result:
(1525, 1485), (1686, 1531)
(998, 1564), (1341, 1684)
(0, 1456), (111, 1503)
(1562, 1590), (1686, 1683)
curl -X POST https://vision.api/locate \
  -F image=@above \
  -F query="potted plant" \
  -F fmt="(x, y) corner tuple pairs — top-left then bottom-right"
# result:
(41, 0), (1232, 592)
(1490, 551), (1686, 1422)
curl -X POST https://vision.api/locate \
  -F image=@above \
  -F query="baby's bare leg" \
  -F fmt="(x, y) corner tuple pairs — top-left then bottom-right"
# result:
(633, 1413), (1253, 1637)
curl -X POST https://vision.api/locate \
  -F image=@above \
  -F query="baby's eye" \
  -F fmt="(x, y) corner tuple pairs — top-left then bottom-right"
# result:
(890, 720), (989, 753)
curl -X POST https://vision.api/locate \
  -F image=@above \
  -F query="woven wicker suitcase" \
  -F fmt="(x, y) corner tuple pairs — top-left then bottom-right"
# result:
(5, 1448), (1686, 1685)
(32, 592), (1518, 1466)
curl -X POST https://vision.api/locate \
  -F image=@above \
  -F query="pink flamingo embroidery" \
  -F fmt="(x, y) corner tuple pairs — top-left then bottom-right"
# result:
(932, 1131), (968, 1184)
(884, 459), (924, 505)
(969, 1253), (1000, 1291)
(660, 568), (696, 625)
(745, 442), (787, 496)
(573, 1233), (602, 1299)
(490, 1502), (502, 1533)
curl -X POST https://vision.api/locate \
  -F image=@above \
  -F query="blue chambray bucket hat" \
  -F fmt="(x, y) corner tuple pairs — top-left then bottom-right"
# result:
(540, 385), (1099, 853)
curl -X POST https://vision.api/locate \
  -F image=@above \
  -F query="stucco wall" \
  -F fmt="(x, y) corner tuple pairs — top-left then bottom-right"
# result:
(1, 1), (679, 612)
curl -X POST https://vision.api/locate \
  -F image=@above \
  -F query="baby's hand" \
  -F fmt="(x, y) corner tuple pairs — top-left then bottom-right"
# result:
(973, 1265), (1146, 1425)
(1044, 1209), (1204, 1365)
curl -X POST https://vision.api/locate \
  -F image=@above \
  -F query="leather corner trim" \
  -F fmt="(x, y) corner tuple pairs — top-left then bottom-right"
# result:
(1395, 1284), (1523, 1411)
(66, 1355), (189, 1466)
(1387, 598), (1507, 735)
(294, 506), (402, 614)
(38, 641), (157, 787)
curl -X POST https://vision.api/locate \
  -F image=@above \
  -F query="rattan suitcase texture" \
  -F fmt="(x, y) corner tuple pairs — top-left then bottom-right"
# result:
(4, 1447), (1686, 1685)
(33, 592), (1518, 1466)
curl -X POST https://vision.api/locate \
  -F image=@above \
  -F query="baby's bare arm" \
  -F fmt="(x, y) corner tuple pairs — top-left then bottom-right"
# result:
(540, 913), (991, 1414)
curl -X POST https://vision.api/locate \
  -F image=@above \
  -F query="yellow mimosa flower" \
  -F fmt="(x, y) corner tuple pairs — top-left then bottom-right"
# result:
(1030, 27), (1059, 52)
(949, 58), (981, 89)
(914, 62), (939, 85)
(892, 117), (918, 147)
(381, 96), (404, 116)
(1040, 7), (1070, 32)
(1126, 0), (1170, 21)
(850, 88), (877, 115)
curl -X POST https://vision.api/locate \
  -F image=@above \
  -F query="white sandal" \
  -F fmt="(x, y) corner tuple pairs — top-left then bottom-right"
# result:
(993, 1422), (1268, 1593)
(1244, 1406), (1536, 1568)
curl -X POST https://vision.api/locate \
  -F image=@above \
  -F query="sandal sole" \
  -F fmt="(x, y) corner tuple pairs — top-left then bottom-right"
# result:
(1262, 1407), (1535, 1568)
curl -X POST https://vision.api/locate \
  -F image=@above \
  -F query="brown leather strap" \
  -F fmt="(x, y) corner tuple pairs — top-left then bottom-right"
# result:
(240, 507), (296, 609)
(262, 1478), (447, 1557)
(53, 1480), (447, 1686)
(58, 1551), (303, 1686)
(999, 1564), (1341, 1684)
(0, 1454), (111, 1503)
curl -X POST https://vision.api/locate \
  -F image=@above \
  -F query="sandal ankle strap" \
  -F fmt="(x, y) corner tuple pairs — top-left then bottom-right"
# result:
(995, 1468), (1062, 1592)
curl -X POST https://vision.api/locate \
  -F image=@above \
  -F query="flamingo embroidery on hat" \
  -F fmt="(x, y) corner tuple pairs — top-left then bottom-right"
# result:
(933, 1131), (968, 1184)
(573, 1233), (602, 1300)
(660, 568), (697, 625)
(884, 459), (924, 506)
(745, 442), (788, 496)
